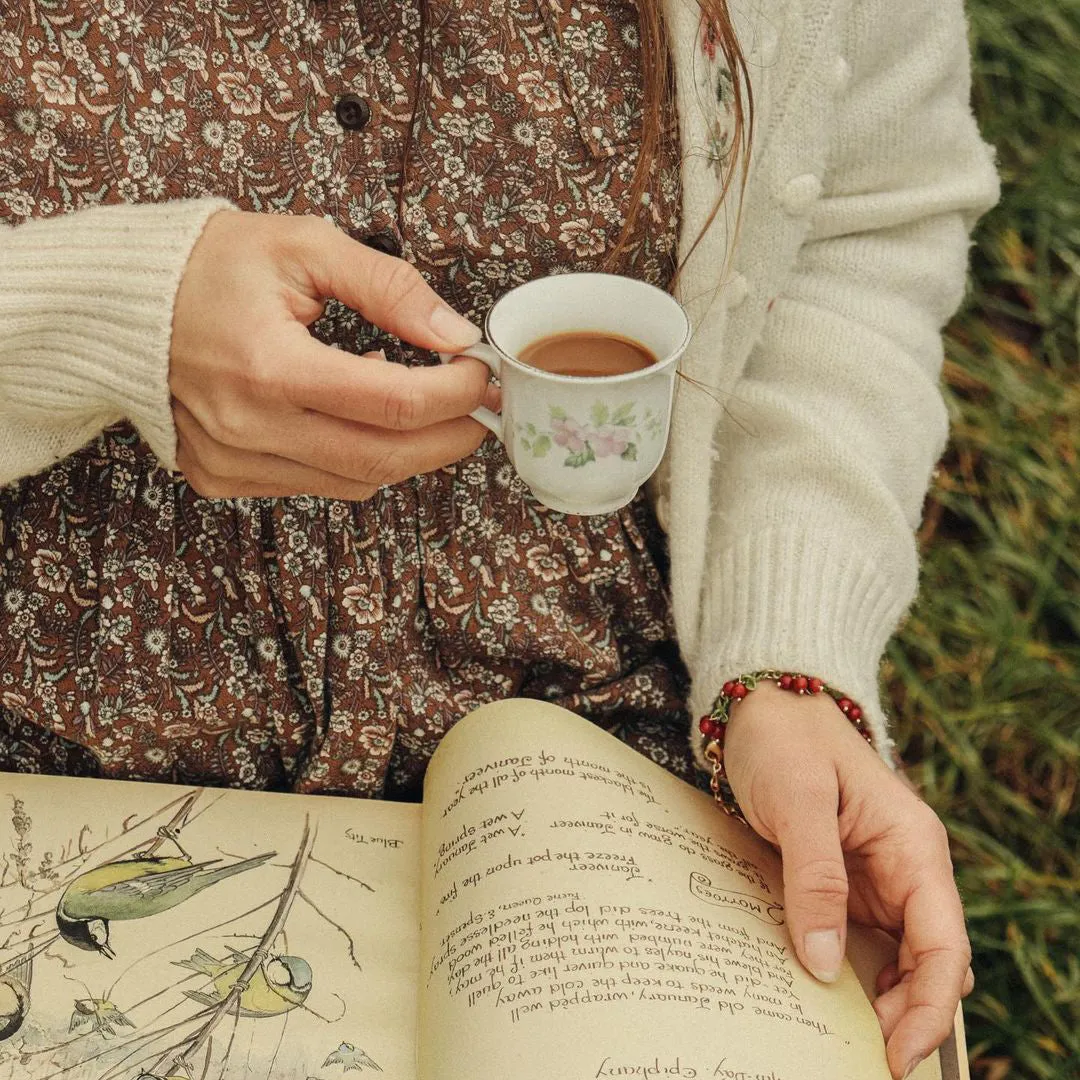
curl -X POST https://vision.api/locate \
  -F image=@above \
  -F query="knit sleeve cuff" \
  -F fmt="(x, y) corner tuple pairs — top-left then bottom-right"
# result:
(686, 527), (917, 771)
(0, 198), (236, 478)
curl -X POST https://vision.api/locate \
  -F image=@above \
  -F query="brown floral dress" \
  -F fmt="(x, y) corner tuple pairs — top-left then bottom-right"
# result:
(0, 0), (705, 800)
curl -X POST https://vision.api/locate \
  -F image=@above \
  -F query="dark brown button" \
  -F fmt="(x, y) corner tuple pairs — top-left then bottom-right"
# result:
(362, 231), (402, 258)
(334, 94), (371, 132)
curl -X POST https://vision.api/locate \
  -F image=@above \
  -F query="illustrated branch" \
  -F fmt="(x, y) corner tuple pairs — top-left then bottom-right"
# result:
(298, 890), (363, 972)
(136, 792), (199, 859)
(159, 818), (315, 1075)
(0, 928), (57, 977)
(0, 789), (201, 898)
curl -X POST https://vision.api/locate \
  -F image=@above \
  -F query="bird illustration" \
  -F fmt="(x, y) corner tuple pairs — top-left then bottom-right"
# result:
(0, 950), (32, 1041)
(323, 1041), (383, 1071)
(69, 996), (134, 1038)
(56, 850), (275, 958)
(175, 946), (312, 1018)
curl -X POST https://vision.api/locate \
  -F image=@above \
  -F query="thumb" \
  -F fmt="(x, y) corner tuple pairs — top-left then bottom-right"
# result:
(303, 223), (482, 352)
(774, 774), (850, 985)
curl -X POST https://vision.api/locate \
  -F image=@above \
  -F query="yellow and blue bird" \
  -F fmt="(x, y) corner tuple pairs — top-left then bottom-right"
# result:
(176, 946), (312, 1018)
(56, 851), (275, 958)
(0, 950), (32, 1041)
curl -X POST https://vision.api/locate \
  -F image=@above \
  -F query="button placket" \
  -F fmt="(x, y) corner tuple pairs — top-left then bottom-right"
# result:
(778, 173), (823, 216)
(725, 272), (750, 308)
(321, 9), (401, 252)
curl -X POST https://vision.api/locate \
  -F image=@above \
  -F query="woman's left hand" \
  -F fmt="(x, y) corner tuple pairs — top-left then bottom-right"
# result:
(720, 681), (974, 1080)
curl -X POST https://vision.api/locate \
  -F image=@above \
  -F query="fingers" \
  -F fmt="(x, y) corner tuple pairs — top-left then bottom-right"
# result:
(175, 418), (379, 501)
(873, 974), (910, 1042)
(896, 939), (972, 997)
(705, 679), (971, 1079)
(876, 961), (901, 996)
(883, 839), (971, 1079)
(175, 399), (489, 497)
(298, 220), (482, 351)
(277, 406), (490, 482)
(873, 966), (975, 1045)
(773, 771), (849, 985)
(171, 213), (494, 491)
(879, 959), (974, 1002)
(283, 332), (496, 429)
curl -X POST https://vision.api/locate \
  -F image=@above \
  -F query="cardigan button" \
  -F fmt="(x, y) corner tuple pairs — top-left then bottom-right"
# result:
(725, 272), (749, 308)
(779, 174), (823, 216)
(832, 56), (852, 93)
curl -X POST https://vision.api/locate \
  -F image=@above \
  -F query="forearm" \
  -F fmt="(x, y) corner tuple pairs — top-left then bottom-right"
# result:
(689, 0), (1000, 757)
(0, 198), (233, 484)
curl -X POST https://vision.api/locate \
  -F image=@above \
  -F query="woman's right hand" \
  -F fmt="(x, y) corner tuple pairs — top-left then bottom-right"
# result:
(722, 682), (973, 1079)
(170, 209), (494, 500)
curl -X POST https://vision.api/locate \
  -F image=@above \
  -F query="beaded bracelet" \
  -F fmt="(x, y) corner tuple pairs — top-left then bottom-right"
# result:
(698, 670), (874, 826)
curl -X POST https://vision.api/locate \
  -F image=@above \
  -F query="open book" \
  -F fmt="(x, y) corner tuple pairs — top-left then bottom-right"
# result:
(0, 699), (966, 1080)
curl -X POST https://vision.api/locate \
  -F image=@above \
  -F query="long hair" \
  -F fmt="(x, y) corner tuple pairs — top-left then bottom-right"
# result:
(398, 0), (755, 286)
(610, 0), (753, 283)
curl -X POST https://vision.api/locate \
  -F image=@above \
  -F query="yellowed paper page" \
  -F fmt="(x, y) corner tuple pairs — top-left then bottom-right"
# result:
(0, 772), (419, 1080)
(419, 700), (945, 1080)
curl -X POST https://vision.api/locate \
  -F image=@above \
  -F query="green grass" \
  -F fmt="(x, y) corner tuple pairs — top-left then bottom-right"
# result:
(885, 1), (1080, 1076)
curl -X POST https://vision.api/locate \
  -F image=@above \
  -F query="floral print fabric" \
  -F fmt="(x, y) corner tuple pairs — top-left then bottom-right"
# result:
(0, 0), (711, 799)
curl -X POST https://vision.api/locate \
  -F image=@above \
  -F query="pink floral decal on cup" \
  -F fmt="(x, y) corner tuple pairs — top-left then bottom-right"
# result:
(519, 402), (663, 468)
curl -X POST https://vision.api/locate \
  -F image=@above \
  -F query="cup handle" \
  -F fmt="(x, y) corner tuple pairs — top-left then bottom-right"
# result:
(439, 342), (504, 441)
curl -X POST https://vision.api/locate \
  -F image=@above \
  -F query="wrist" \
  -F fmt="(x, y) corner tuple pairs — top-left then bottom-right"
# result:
(700, 670), (869, 742)
(724, 681), (857, 756)
(0, 198), (235, 474)
(698, 669), (874, 825)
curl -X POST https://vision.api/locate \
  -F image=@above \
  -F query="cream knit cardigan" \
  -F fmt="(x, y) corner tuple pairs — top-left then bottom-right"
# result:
(0, 0), (999, 766)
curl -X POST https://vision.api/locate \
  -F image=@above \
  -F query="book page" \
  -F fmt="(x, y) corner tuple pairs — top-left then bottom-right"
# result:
(418, 700), (945, 1080)
(0, 772), (420, 1080)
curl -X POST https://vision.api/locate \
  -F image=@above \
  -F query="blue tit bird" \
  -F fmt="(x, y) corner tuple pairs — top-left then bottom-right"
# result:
(0, 951), (32, 1041)
(176, 946), (312, 1018)
(323, 1042), (383, 1071)
(56, 851), (275, 958)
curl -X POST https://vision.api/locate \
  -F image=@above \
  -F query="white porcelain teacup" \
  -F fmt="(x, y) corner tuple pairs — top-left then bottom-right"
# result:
(442, 273), (692, 516)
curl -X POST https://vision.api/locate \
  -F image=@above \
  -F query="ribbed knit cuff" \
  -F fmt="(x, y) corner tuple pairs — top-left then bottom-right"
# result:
(0, 198), (236, 476)
(687, 528), (918, 771)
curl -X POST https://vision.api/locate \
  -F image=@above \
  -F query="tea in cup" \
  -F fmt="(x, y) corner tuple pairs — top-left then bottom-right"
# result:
(442, 273), (691, 516)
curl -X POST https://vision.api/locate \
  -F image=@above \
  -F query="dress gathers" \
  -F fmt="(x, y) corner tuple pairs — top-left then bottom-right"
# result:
(0, 0), (708, 798)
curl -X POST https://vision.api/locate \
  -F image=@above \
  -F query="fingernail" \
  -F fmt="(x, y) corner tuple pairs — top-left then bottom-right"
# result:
(804, 930), (842, 983)
(903, 1054), (926, 1078)
(430, 304), (481, 346)
(482, 384), (502, 412)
